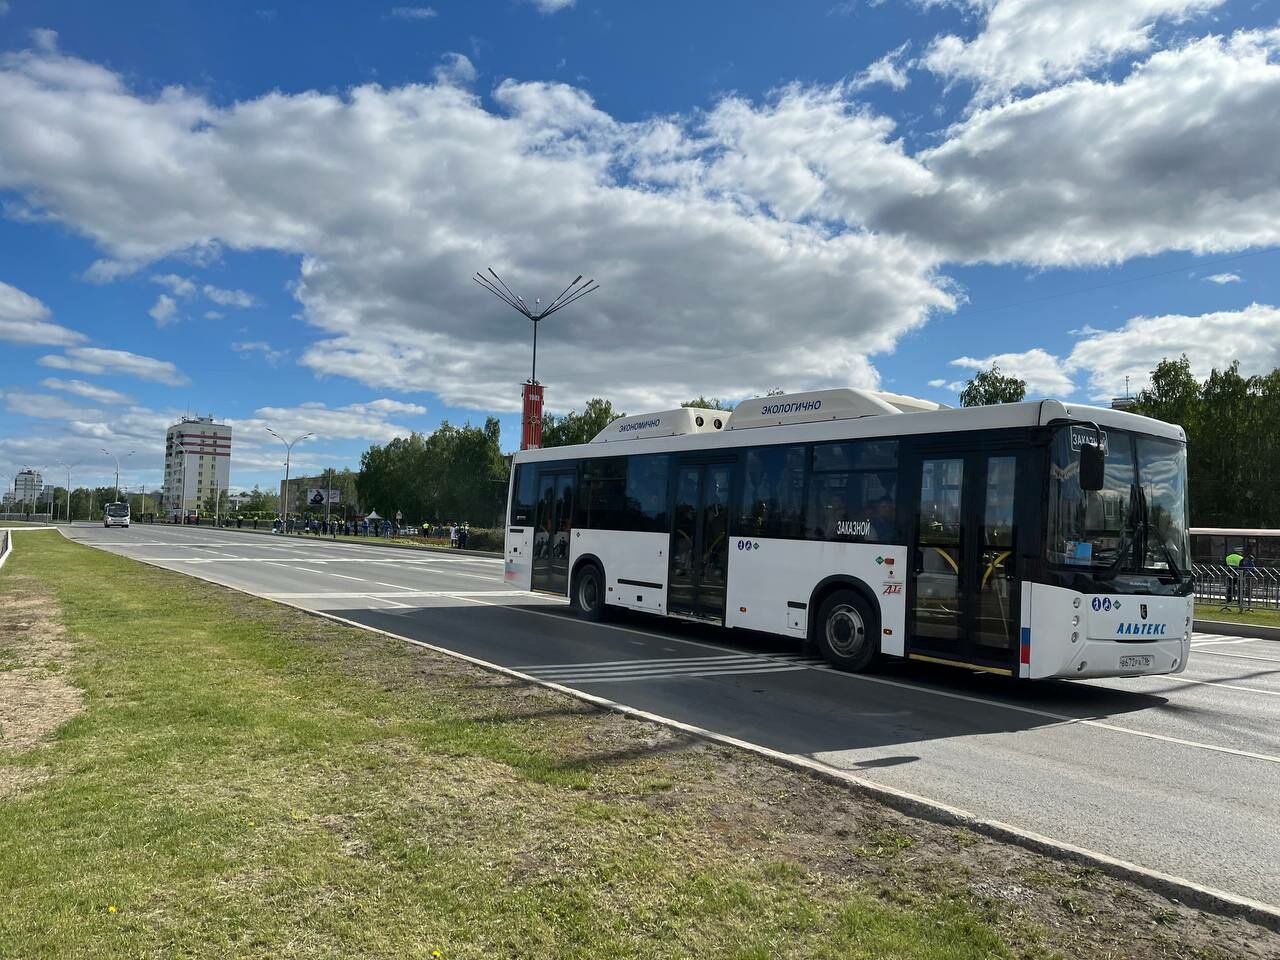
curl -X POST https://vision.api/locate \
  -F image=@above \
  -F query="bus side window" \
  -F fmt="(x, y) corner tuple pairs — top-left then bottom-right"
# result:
(807, 440), (898, 543)
(510, 465), (538, 525)
(625, 454), (670, 532)
(737, 446), (806, 539)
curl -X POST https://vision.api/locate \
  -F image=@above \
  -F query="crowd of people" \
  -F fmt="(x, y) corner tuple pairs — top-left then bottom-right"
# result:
(268, 516), (472, 548)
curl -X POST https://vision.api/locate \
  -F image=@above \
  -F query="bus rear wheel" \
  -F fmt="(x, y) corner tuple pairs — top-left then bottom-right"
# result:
(570, 562), (608, 623)
(814, 589), (877, 672)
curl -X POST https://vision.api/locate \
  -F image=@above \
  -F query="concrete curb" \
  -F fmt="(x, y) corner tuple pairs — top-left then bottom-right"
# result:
(45, 527), (1280, 933)
(1195, 619), (1280, 643)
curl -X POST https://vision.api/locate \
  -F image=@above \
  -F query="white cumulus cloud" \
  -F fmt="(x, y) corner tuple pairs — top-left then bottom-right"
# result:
(149, 293), (178, 326)
(1204, 272), (1241, 284)
(389, 6), (436, 19)
(152, 273), (196, 297)
(922, 0), (1225, 103)
(38, 347), (189, 385)
(949, 348), (1075, 395)
(850, 41), (913, 91)
(0, 280), (87, 346)
(40, 377), (133, 404)
(203, 285), (257, 307)
(0, 31), (1277, 414)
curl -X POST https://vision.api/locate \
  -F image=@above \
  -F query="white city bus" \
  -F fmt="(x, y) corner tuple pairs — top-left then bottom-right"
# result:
(504, 389), (1194, 680)
(103, 501), (131, 528)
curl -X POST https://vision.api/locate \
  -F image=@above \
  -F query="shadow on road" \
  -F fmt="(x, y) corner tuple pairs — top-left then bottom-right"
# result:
(326, 600), (1170, 759)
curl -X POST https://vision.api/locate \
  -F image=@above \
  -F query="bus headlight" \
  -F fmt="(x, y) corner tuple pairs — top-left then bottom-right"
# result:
(1073, 597), (1081, 608)
(1071, 615), (1080, 627)
(1071, 631), (1079, 643)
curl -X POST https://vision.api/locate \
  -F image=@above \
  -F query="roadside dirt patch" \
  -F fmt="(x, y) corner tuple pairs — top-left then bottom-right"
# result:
(0, 573), (82, 758)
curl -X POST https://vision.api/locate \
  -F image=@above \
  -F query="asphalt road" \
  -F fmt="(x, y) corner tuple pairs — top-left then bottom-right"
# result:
(62, 522), (1280, 908)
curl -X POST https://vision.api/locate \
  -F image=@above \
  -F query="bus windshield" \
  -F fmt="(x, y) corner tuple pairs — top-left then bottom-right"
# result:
(1046, 427), (1190, 588)
(105, 502), (130, 518)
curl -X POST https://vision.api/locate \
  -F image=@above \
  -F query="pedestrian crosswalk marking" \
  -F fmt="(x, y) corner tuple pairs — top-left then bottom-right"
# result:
(520, 652), (830, 684)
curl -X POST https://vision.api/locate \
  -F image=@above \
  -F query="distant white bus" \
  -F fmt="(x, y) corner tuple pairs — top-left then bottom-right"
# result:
(504, 389), (1194, 680)
(103, 501), (130, 528)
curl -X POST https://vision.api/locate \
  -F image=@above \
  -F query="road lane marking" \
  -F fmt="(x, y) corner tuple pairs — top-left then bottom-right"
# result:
(363, 595), (411, 609)
(519, 654), (764, 670)
(327, 573), (368, 582)
(533, 664), (809, 683)
(456, 593), (1280, 767)
(1189, 650), (1280, 665)
(1160, 675), (1280, 698)
(261, 590), (534, 600)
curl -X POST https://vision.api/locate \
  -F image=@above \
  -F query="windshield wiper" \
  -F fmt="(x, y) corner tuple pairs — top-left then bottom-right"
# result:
(1136, 484), (1185, 583)
(1094, 484), (1141, 582)
(1154, 536), (1184, 583)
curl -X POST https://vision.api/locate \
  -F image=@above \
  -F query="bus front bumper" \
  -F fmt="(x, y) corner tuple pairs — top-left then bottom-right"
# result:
(1056, 635), (1190, 679)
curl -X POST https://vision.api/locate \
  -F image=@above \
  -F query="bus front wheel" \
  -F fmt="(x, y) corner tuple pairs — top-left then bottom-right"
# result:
(814, 589), (877, 672)
(570, 562), (608, 623)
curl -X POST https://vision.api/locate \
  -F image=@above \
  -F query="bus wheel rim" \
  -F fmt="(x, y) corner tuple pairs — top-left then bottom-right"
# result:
(579, 572), (599, 610)
(826, 603), (865, 657)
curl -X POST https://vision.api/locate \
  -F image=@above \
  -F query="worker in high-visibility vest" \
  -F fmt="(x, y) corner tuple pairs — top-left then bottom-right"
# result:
(1225, 548), (1244, 603)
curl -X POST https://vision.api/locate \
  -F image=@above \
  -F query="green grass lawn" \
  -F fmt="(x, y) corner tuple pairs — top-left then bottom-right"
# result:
(1, 531), (1272, 959)
(1195, 603), (1280, 629)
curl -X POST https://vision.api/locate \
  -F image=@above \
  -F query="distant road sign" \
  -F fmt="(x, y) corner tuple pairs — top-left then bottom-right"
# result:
(395, 510), (403, 521)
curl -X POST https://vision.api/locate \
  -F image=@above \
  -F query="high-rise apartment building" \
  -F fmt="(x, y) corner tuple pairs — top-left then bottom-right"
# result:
(13, 469), (43, 506)
(163, 416), (232, 518)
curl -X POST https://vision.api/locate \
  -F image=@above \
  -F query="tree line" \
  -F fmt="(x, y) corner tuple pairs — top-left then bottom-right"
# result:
(1128, 357), (1280, 528)
(356, 418), (509, 527)
(959, 358), (1280, 527)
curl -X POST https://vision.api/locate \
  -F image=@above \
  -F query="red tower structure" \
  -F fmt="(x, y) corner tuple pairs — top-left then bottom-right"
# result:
(521, 381), (544, 450)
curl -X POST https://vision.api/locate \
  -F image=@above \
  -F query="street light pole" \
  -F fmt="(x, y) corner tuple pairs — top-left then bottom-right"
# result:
(56, 461), (77, 524)
(173, 440), (187, 522)
(473, 268), (599, 451)
(265, 428), (312, 524)
(100, 448), (135, 503)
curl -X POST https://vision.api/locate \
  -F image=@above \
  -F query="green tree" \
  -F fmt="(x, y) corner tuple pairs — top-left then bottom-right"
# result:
(1130, 358), (1280, 527)
(240, 484), (281, 515)
(202, 489), (229, 518)
(682, 396), (734, 411)
(959, 365), (1027, 407)
(356, 417), (510, 527)
(541, 398), (625, 448)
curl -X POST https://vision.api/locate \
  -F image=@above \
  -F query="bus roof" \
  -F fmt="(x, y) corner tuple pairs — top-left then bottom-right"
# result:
(514, 394), (1185, 463)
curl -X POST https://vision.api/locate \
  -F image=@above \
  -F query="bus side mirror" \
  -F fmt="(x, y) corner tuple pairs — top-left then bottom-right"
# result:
(1080, 443), (1105, 491)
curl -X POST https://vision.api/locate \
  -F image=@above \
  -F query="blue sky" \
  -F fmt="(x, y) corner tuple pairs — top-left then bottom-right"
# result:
(1, 0), (1279, 495)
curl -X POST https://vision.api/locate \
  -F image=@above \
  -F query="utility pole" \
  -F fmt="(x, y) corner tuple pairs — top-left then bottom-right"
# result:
(473, 268), (599, 450)
(265, 427), (312, 523)
(57, 461), (76, 524)
(324, 467), (333, 528)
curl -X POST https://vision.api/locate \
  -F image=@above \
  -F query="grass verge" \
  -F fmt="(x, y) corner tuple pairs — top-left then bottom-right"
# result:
(1195, 603), (1280, 629)
(1, 530), (1276, 959)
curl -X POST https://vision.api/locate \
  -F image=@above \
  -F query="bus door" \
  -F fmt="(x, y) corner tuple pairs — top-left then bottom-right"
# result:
(907, 450), (1022, 672)
(531, 469), (575, 595)
(668, 458), (735, 621)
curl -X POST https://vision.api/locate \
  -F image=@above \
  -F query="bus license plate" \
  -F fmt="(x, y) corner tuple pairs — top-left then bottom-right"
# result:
(1119, 655), (1153, 669)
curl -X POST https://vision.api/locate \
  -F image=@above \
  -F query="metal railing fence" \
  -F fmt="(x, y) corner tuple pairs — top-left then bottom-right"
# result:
(1192, 563), (1280, 611)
